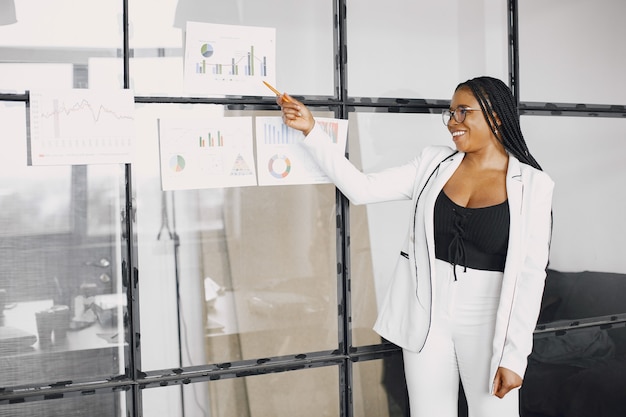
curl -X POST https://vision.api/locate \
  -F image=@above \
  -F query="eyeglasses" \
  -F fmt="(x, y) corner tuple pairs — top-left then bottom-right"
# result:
(442, 107), (481, 125)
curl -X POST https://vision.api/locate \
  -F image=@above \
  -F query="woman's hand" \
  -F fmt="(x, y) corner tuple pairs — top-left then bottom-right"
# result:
(493, 367), (522, 399)
(277, 93), (315, 136)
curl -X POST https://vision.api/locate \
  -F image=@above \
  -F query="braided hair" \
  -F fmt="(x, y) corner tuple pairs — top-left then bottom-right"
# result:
(456, 76), (542, 171)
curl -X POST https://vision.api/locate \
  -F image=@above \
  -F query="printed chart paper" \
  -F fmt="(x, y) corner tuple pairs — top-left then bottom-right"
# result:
(27, 89), (135, 165)
(255, 117), (348, 186)
(158, 117), (257, 191)
(184, 22), (276, 96)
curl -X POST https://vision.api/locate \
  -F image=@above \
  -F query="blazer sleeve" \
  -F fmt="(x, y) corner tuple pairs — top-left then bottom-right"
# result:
(499, 172), (555, 378)
(300, 122), (419, 205)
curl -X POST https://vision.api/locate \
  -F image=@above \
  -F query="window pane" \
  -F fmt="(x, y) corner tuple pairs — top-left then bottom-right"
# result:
(352, 356), (409, 417)
(519, 0), (626, 104)
(0, 1), (122, 93)
(346, 0), (508, 99)
(0, 104), (71, 236)
(347, 111), (452, 347)
(127, 0), (335, 97)
(0, 103), (127, 386)
(522, 116), (626, 276)
(0, 64), (74, 93)
(521, 115), (626, 413)
(0, 391), (126, 417)
(523, 116), (626, 416)
(136, 104), (339, 371)
(142, 366), (340, 417)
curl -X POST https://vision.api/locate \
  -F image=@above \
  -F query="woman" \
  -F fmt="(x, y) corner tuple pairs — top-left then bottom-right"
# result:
(278, 76), (554, 417)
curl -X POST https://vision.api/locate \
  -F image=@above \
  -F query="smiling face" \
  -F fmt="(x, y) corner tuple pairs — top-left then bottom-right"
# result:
(447, 87), (503, 154)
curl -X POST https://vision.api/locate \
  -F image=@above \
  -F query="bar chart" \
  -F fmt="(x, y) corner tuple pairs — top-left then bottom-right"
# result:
(199, 130), (224, 147)
(185, 22), (276, 96)
(255, 117), (349, 186)
(262, 121), (300, 145)
(195, 45), (268, 77)
(158, 117), (257, 190)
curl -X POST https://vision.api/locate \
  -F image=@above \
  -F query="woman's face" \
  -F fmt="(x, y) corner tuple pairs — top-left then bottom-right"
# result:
(447, 87), (501, 154)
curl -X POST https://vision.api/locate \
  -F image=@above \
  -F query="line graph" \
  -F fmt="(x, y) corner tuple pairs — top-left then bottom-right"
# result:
(28, 89), (135, 165)
(42, 98), (134, 127)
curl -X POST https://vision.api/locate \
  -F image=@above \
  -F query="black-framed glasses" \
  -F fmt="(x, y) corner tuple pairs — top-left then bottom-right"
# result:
(442, 107), (482, 125)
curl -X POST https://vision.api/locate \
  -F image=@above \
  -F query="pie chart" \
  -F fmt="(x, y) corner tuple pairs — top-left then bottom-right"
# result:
(169, 155), (186, 172)
(201, 43), (214, 58)
(268, 154), (291, 178)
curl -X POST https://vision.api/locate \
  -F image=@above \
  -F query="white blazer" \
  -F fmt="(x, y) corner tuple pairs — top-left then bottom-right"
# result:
(302, 123), (555, 392)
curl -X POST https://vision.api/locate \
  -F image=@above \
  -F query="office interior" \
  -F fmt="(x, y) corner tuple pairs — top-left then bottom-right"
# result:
(0, 0), (625, 416)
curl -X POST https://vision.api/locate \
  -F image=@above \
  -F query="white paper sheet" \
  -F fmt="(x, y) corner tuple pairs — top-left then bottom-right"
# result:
(255, 117), (348, 186)
(27, 89), (135, 165)
(184, 22), (277, 97)
(158, 117), (257, 191)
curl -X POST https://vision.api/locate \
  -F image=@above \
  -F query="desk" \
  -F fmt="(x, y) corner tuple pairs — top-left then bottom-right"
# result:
(0, 299), (124, 388)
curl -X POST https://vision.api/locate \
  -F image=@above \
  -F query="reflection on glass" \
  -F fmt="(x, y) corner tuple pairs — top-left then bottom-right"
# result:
(346, 0), (508, 99)
(208, 184), (338, 361)
(129, 0), (335, 97)
(0, 1), (121, 94)
(87, 165), (126, 237)
(0, 391), (127, 417)
(139, 186), (339, 366)
(0, 165), (71, 236)
(142, 366), (340, 417)
(0, 63), (74, 93)
(0, 168), (127, 386)
(352, 356), (409, 417)
(0, 103), (127, 386)
(136, 104), (339, 371)
(519, 0), (626, 104)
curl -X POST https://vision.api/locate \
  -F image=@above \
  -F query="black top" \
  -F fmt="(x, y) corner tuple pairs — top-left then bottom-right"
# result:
(434, 190), (510, 276)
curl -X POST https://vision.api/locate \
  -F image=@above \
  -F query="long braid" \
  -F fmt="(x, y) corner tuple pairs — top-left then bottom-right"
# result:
(458, 78), (553, 250)
(456, 77), (542, 171)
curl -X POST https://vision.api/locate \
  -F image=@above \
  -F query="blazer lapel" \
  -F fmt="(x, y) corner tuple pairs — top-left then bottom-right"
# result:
(503, 155), (523, 281)
(423, 152), (463, 258)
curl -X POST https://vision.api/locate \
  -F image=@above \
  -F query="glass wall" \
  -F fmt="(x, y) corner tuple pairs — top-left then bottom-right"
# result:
(518, 0), (626, 105)
(0, 1), (624, 416)
(346, 0), (508, 100)
(0, 101), (127, 392)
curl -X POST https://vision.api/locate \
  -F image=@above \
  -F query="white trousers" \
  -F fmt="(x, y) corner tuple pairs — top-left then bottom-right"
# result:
(402, 259), (519, 417)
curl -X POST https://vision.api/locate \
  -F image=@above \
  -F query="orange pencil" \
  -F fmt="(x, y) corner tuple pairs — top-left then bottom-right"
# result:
(263, 81), (291, 102)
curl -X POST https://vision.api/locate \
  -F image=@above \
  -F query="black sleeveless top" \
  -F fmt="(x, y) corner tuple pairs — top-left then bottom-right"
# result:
(434, 190), (510, 277)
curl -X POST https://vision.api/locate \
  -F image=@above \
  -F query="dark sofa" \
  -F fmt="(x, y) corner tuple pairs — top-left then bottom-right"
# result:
(521, 269), (626, 417)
